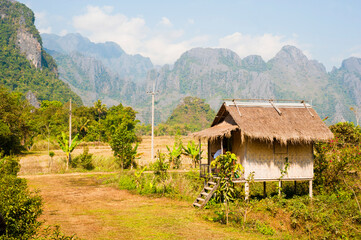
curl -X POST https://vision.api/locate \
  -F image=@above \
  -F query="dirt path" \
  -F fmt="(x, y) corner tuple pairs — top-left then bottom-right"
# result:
(24, 173), (263, 240)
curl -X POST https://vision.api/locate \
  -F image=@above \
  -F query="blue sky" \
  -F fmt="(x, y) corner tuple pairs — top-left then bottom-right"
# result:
(22, 0), (361, 70)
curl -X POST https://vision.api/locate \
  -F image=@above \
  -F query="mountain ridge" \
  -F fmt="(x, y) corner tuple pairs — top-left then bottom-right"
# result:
(41, 32), (361, 125)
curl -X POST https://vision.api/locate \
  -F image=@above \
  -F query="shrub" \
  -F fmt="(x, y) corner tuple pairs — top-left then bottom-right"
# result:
(0, 155), (42, 239)
(71, 146), (94, 170)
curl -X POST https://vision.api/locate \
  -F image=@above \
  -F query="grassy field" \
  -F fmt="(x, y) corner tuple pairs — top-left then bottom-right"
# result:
(19, 136), (269, 239)
(24, 173), (266, 240)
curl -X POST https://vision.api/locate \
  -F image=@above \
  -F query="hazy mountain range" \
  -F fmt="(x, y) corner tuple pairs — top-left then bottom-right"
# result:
(1, 0), (360, 126)
(41, 33), (361, 125)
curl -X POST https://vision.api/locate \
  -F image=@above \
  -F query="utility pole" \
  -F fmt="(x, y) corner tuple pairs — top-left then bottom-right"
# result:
(147, 83), (158, 162)
(69, 98), (72, 165)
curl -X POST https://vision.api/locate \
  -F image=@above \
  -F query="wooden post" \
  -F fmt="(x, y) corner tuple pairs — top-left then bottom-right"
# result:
(220, 137), (223, 153)
(278, 180), (282, 196)
(198, 139), (201, 165)
(207, 140), (211, 166)
(245, 182), (249, 201)
(263, 181), (267, 197)
(309, 180), (313, 199)
(68, 98), (72, 170)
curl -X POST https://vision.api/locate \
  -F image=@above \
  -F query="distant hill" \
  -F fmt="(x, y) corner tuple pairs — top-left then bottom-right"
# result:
(166, 96), (215, 132)
(0, 0), (82, 105)
(42, 33), (154, 84)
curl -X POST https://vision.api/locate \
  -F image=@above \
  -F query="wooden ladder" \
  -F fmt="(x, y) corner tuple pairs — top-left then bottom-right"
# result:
(192, 179), (219, 208)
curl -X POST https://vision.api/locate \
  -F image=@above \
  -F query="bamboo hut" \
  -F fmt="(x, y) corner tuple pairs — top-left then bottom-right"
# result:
(192, 99), (333, 199)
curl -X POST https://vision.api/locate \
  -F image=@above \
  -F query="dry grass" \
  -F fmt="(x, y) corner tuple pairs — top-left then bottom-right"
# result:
(19, 136), (208, 175)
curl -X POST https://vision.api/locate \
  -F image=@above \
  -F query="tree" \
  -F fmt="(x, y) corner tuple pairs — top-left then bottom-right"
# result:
(314, 122), (361, 192)
(105, 103), (140, 169)
(211, 152), (243, 225)
(182, 140), (202, 168)
(110, 126), (138, 169)
(0, 87), (32, 154)
(57, 132), (80, 170)
(93, 100), (107, 142)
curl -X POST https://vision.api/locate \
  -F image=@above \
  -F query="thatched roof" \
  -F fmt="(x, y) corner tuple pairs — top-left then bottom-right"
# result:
(191, 115), (238, 141)
(192, 101), (334, 144)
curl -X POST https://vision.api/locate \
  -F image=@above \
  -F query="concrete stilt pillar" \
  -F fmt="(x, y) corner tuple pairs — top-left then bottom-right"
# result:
(245, 182), (249, 201)
(278, 180), (282, 196)
(309, 180), (313, 199)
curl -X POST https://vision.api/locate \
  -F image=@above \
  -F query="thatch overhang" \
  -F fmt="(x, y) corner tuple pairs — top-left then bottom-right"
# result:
(192, 115), (238, 141)
(192, 100), (334, 144)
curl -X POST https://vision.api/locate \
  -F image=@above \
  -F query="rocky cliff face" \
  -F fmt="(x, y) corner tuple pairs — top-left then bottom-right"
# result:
(48, 50), (138, 107)
(0, 0), (82, 105)
(17, 28), (42, 68)
(0, 0), (43, 69)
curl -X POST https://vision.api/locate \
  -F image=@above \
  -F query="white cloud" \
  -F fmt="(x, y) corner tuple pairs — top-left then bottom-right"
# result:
(73, 6), (147, 54)
(350, 45), (361, 58)
(35, 11), (52, 34)
(72, 6), (305, 66)
(218, 32), (298, 61)
(72, 5), (207, 65)
(159, 17), (172, 27)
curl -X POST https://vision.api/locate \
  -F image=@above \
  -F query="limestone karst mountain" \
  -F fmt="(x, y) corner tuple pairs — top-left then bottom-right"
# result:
(42, 32), (361, 125)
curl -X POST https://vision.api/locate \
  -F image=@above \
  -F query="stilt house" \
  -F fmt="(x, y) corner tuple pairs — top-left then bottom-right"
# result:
(192, 100), (333, 200)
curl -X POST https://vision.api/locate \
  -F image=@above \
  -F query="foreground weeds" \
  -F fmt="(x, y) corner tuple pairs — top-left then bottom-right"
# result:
(103, 169), (203, 202)
(102, 170), (361, 239)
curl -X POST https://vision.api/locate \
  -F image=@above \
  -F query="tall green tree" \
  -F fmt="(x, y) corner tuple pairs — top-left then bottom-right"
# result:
(211, 152), (243, 225)
(93, 100), (107, 142)
(105, 103), (139, 169)
(0, 87), (32, 154)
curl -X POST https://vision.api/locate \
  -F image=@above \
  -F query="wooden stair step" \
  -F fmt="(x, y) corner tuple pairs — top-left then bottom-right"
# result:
(196, 198), (205, 202)
(193, 203), (201, 207)
(208, 181), (217, 185)
(204, 187), (213, 191)
(201, 192), (208, 196)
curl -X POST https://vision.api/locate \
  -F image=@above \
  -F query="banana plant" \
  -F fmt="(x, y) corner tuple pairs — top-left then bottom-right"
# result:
(57, 132), (81, 170)
(166, 142), (183, 169)
(182, 140), (202, 168)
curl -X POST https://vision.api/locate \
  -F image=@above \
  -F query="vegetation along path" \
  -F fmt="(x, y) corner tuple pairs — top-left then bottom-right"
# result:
(23, 173), (264, 240)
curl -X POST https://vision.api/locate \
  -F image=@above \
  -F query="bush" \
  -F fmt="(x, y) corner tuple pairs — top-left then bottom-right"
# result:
(71, 146), (94, 170)
(0, 155), (42, 239)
